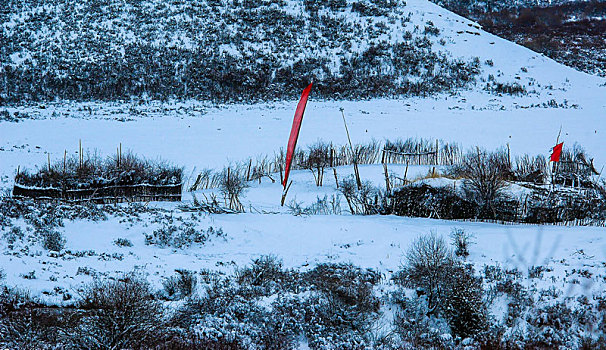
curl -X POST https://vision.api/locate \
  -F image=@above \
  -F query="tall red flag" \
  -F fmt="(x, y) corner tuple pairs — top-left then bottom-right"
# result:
(283, 83), (313, 188)
(550, 142), (563, 162)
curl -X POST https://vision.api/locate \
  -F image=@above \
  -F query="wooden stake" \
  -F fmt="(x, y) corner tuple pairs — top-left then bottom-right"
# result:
(383, 162), (391, 192)
(246, 159), (252, 181)
(47, 153), (51, 172)
(333, 168), (339, 189)
(79, 139), (82, 169)
(435, 139), (439, 165)
(340, 108), (362, 189)
(64, 150), (67, 173)
(280, 180), (292, 206)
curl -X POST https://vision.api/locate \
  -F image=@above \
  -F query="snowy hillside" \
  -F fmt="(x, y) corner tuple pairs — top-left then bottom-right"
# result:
(3, 0), (602, 103)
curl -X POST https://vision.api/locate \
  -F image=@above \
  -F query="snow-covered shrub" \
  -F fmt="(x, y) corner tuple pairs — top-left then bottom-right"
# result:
(145, 223), (224, 248)
(490, 273), (532, 328)
(525, 302), (576, 349)
(113, 237), (133, 247)
(483, 264), (506, 283)
(236, 255), (297, 295)
(393, 295), (454, 349)
(306, 263), (381, 313)
(394, 232), (454, 311)
(297, 263), (382, 348)
(2, 226), (24, 245)
(0, 286), (63, 349)
(424, 21), (440, 35)
(173, 261), (383, 349)
(528, 265), (548, 279)
(68, 275), (165, 349)
(15, 152), (182, 189)
(175, 278), (297, 349)
(300, 294), (374, 349)
(162, 269), (198, 300)
(76, 266), (97, 277)
(449, 227), (474, 258)
(440, 263), (489, 339)
(0, 197), (107, 230)
(395, 233), (489, 340)
(486, 82), (527, 95)
(150, 332), (246, 349)
(41, 230), (66, 252)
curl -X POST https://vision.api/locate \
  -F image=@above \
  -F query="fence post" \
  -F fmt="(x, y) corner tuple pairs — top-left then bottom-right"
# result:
(333, 168), (339, 189)
(383, 163), (391, 192)
(435, 139), (439, 165)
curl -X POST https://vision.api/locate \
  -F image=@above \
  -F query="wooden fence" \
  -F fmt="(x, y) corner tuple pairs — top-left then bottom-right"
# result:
(13, 183), (182, 204)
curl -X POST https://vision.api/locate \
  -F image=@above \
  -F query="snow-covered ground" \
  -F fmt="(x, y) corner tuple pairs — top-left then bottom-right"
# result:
(1, 164), (605, 307)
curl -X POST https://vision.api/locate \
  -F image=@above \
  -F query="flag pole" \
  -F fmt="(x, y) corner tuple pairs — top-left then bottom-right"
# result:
(340, 108), (362, 190)
(551, 126), (562, 189)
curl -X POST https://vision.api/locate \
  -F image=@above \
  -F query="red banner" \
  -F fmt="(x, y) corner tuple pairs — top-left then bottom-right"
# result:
(550, 142), (564, 162)
(283, 83), (313, 188)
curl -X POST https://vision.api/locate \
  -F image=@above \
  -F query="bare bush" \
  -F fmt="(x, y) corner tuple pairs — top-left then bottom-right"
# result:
(515, 154), (547, 183)
(306, 141), (332, 186)
(395, 233), (489, 340)
(451, 147), (511, 218)
(287, 195), (342, 216)
(339, 176), (385, 215)
(219, 168), (248, 212)
(396, 232), (454, 313)
(68, 275), (165, 349)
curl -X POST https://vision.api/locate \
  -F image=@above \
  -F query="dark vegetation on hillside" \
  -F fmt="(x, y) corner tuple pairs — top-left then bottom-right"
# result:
(432, 0), (606, 77)
(0, 0), (482, 103)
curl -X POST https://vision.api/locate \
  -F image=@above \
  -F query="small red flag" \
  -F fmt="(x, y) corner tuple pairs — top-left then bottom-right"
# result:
(283, 83), (313, 188)
(550, 142), (563, 162)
